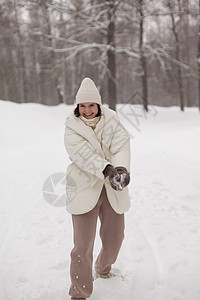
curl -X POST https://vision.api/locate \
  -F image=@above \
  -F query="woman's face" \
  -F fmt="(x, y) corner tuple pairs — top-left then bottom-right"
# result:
(79, 102), (98, 119)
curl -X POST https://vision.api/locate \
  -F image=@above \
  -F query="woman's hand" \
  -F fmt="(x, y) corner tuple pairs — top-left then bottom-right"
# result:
(103, 165), (130, 191)
(115, 166), (130, 189)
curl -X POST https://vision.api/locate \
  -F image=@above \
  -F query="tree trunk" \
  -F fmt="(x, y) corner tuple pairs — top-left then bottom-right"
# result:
(139, 0), (148, 112)
(13, 0), (26, 103)
(168, 0), (184, 111)
(41, 1), (63, 104)
(107, 0), (117, 111)
(183, 0), (191, 106)
(198, 0), (200, 111)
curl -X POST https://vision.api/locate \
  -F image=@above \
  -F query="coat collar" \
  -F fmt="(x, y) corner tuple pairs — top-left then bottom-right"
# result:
(65, 106), (119, 158)
(66, 112), (105, 157)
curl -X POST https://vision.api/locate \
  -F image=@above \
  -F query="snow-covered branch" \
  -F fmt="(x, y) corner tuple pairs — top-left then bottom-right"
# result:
(144, 44), (190, 70)
(115, 47), (140, 59)
(40, 42), (111, 54)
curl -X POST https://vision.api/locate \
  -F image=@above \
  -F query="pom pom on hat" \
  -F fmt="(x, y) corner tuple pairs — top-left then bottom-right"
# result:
(75, 77), (102, 105)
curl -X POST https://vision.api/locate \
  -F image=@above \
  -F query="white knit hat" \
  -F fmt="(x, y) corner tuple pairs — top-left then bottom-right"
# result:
(75, 77), (102, 105)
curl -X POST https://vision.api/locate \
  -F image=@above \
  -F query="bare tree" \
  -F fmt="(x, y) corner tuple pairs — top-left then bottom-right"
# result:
(138, 0), (148, 111)
(183, 0), (191, 107)
(40, 0), (63, 104)
(35, 0), (140, 110)
(13, 0), (26, 102)
(198, 0), (200, 111)
(106, 0), (117, 110)
(167, 0), (184, 111)
(0, 1), (18, 101)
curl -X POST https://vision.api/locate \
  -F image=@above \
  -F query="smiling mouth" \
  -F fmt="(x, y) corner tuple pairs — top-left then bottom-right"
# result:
(84, 113), (93, 118)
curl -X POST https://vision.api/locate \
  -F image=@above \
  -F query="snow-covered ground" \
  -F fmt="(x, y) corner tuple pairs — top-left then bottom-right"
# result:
(0, 100), (200, 300)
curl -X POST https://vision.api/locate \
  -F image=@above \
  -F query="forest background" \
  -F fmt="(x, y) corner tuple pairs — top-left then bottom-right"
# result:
(0, 0), (200, 111)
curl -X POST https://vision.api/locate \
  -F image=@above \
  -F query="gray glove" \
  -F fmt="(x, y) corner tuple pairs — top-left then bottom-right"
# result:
(103, 164), (130, 191)
(115, 166), (130, 189)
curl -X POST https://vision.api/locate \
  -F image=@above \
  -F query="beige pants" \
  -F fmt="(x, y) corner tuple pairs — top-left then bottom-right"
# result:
(69, 185), (124, 299)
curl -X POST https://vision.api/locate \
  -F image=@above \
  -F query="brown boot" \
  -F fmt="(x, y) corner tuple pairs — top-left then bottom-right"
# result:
(95, 271), (116, 279)
(71, 298), (86, 300)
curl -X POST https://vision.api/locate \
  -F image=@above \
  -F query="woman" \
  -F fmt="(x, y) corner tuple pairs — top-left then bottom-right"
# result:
(64, 77), (131, 300)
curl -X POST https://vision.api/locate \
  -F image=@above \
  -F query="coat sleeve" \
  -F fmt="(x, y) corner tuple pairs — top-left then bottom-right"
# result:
(64, 125), (110, 180)
(109, 117), (131, 172)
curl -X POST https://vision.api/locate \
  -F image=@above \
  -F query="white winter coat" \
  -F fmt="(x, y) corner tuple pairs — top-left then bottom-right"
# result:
(64, 105), (131, 215)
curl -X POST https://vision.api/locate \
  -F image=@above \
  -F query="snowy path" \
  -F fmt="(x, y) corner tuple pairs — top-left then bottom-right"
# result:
(0, 101), (200, 300)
